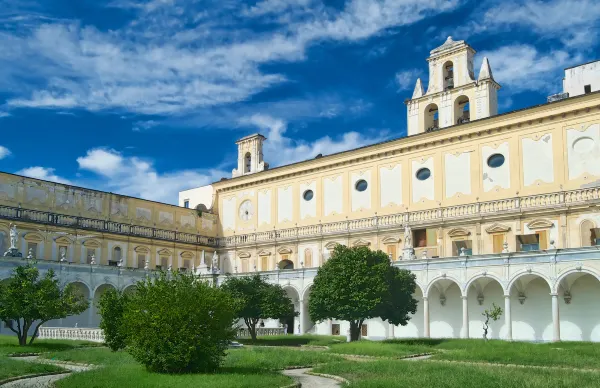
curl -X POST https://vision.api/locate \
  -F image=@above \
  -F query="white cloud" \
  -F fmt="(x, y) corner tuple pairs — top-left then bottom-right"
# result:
(239, 113), (388, 167)
(2, 0), (461, 115)
(479, 45), (582, 93)
(76, 148), (227, 203)
(16, 166), (71, 184)
(0, 145), (11, 159)
(132, 120), (159, 131)
(394, 69), (420, 92)
(0, 112), (10, 118)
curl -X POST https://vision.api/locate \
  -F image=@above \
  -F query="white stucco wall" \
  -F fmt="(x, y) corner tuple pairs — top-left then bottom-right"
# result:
(445, 152), (471, 198)
(324, 175), (343, 216)
(300, 181), (317, 219)
(380, 164), (402, 207)
(222, 196), (236, 231)
(567, 124), (600, 180)
(412, 158), (435, 202)
(522, 134), (554, 186)
(258, 189), (271, 225)
(350, 171), (371, 212)
(482, 142), (510, 192)
(277, 186), (293, 223)
(179, 185), (214, 209)
(564, 61), (600, 97)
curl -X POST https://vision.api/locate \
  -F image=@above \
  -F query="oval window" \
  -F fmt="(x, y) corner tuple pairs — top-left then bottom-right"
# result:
(355, 179), (368, 192)
(487, 154), (505, 168)
(416, 168), (431, 181)
(303, 190), (314, 201)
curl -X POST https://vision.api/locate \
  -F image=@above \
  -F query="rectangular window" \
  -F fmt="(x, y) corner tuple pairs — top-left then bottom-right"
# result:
(184, 200), (190, 208)
(517, 234), (540, 252)
(413, 229), (427, 247)
(241, 259), (248, 273)
(58, 245), (68, 260)
(27, 242), (38, 257)
(108, 260), (119, 267)
(137, 254), (146, 269)
(260, 256), (268, 271)
(584, 84), (592, 94)
(452, 240), (472, 256)
(536, 231), (548, 250)
(86, 248), (96, 264)
(492, 234), (505, 254)
(161, 256), (169, 268)
(592, 229), (600, 246)
(361, 324), (368, 337)
(331, 324), (340, 336)
(184, 259), (191, 269)
(386, 245), (397, 260)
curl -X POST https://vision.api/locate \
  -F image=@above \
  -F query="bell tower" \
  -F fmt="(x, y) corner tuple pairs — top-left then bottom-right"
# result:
(232, 133), (269, 178)
(406, 37), (501, 136)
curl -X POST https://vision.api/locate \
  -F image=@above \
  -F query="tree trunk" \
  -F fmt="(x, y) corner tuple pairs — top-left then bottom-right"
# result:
(349, 321), (361, 342)
(250, 323), (257, 342)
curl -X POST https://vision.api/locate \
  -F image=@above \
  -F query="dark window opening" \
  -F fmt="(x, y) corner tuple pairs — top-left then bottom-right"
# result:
(584, 84), (592, 94)
(517, 234), (540, 252)
(452, 240), (473, 256)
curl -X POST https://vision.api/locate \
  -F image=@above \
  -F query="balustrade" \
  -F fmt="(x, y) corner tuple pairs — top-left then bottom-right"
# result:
(38, 327), (105, 343)
(236, 327), (286, 338)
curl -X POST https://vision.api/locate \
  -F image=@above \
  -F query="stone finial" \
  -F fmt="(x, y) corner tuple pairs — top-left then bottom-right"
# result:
(118, 258), (124, 267)
(412, 78), (425, 99)
(478, 57), (494, 81)
(60, 250), (67, 262)
(502, 241), (509, 253)
(90, 254), (96, 265)
(144, 258), (149, 270)
(549, 239), (557, 250)
(234, 265), (238, 273)
(167, 265), (172, 272)
(421, 249), (428, 260)
(459, 247), (466, 256)
(27, 248), (34, 260)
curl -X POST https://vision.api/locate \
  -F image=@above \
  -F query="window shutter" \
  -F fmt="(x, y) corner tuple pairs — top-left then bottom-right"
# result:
(492, 234), (504, 253)
(537, 231), (548, 250)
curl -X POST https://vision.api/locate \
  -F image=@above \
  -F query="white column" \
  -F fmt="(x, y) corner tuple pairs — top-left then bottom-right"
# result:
(504, 294), (512, 341)
(461, 296), (469, 339)
(299, 299), (305, 334)
(423, 296), (430, 338)
(551, 293), (560, 342)
(387, 321), (395, 339)
(88, 299), (95, 328)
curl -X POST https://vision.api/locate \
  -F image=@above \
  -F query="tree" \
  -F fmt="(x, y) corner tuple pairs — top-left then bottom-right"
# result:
(98, 288), (130, 351)
(221, 274), (296, 341)
(123, 271), (237, 373)
(0, 263), (88, 346)
(309, 245), (418, 341)
(482, 303), (503, 341)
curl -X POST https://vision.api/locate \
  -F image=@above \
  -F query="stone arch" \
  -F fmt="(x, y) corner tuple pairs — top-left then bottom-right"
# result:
(62, 281), (91, 328)
(93, 282), (117, 297)
(283, 285), (301, 334)
(91, 283), (117, 328)
(394, 281), (424, 339)
(454, 95), (470, 124)
(123, 284), (138, 295)
(244, 152), (252, 174)
(553, 268), (600, 341)
(278, 259), (294, 270)
(300, 284), (314, 334)
(424, 103), (439, 132)
(426, 276), (463, 339)
(508, 271), (553, 341)
(465, 275), (506, 339)
(579, 219), (596, 247)
(443, 60), (454, 91)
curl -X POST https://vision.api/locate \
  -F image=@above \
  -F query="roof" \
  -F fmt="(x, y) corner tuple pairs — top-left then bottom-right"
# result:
(564, 59), (600, 71)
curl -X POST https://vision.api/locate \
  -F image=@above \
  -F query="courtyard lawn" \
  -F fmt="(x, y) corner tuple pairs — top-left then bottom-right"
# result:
(237, 334), (345, 347)
(0, 334), (100, 356)
(313, 359), (600, 388)
(44, 346), (341, 388)
(328, 339), (434, 358)
(0, 356), (65, 381)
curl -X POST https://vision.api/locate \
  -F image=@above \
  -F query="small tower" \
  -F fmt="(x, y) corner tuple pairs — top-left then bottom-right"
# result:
(232, 133), (269, 178)
(405, 37), (501, 136)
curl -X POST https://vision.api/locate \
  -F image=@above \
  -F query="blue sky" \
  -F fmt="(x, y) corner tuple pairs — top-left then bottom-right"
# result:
(0, 0), (599, 204)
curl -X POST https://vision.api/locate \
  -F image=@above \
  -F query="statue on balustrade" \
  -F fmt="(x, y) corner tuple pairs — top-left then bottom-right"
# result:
(3, 223), (22, 257)
(402, 224), (416, 261)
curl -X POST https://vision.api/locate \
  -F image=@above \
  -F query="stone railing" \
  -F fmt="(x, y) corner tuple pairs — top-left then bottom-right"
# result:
(0, 205), (217, 247)
(219, 187), (600, 247)
(38, 327), (105, 343)
(237, 327), (286, 338)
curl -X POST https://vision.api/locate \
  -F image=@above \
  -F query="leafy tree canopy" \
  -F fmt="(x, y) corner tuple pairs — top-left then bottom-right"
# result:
(98, 288), (130, 351)
(0, 263), (88, 346)
(308, 245), (418, 341)
(221, 274), (296, 341)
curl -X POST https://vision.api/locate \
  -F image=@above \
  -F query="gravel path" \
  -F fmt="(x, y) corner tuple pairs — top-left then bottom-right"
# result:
(282, 368), (341, 388)
(3, 356), (94, 388)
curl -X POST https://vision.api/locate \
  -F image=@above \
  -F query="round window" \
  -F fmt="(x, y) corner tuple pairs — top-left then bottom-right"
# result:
(303, 190), (314, 201)
(355, 179), (368, 192)
(487, 153), (505, 168)
(416, 168), (431, 181)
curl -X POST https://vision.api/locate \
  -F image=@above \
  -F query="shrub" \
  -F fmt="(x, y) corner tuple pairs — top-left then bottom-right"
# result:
(98, 288), (130, 351)
(123, 271), (237, 373)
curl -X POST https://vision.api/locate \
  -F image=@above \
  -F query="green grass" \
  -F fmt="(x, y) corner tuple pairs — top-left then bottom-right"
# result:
(328, 339), (434, 358)
(0, 334), (101, 356)
(237, 334), (345, 347)
(44, 346), (341, 388)
(0, 357), (65, 381)
(314, 359), (600, 388)
(430, 339), (600, 369)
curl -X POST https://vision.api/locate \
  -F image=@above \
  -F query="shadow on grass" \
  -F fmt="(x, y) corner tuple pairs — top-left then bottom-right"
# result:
(382, 338), (448, 346)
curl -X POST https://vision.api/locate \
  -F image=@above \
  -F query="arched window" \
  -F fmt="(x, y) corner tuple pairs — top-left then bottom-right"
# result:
(304, 249), (313, 267)
(111, 247), (122, 266)
(278, 259), (294, 270)
(580, 220), (595, 247)
(244, 152), (252, 174)
(454, 96), (470, 124)
(443, 61), (454, 90)
(424, 103), (439, 132)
